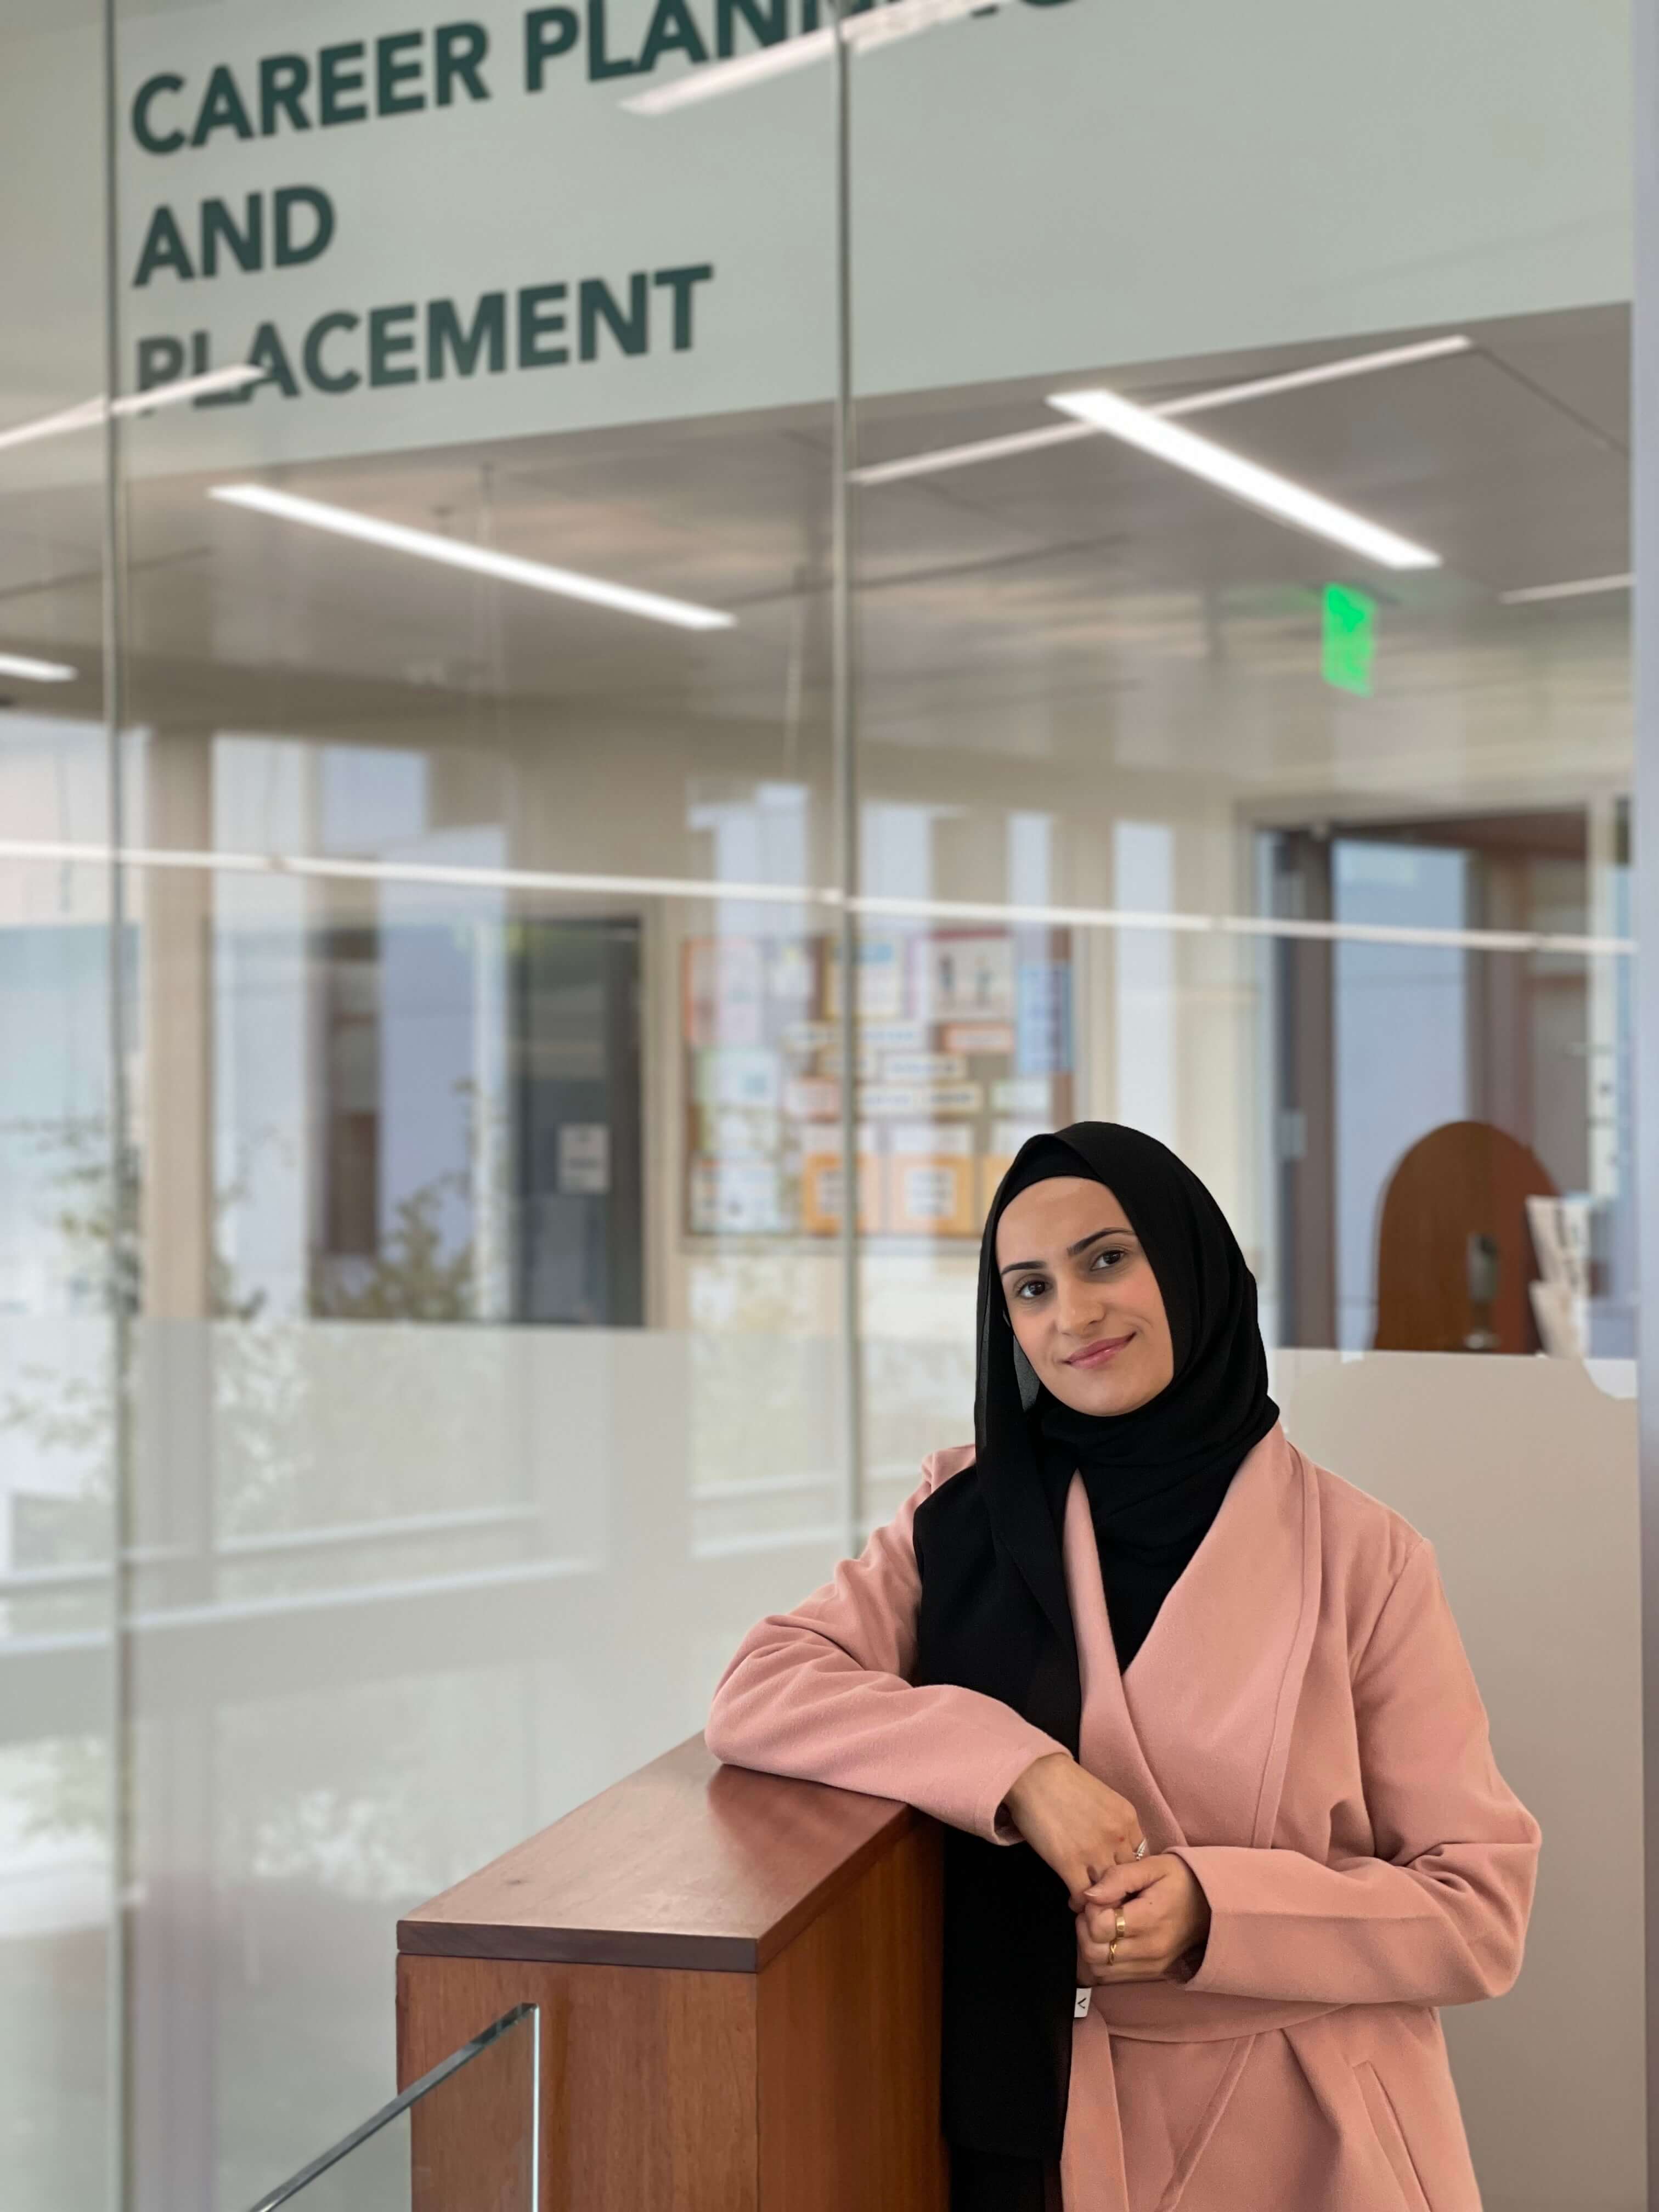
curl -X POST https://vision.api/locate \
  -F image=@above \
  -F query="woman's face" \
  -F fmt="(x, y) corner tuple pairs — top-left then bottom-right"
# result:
(996, 1175), (1176, 1417)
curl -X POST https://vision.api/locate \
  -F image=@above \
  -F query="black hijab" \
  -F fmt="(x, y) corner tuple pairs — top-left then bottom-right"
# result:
(977, 1121), (1278, 1672)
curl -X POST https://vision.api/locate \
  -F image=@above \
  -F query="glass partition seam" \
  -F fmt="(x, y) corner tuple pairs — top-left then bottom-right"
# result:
(1632, 0), (1659, 2190)
(530, 2000), (543, 2210)
(99, 1), (136, 2207)
(832, 0), (863, 1558)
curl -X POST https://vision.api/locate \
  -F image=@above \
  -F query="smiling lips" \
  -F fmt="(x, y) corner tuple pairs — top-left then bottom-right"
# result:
(1066, 1334), (1133, 1368)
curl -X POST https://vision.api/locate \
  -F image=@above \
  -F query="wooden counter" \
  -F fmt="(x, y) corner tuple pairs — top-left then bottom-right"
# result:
(396, 1736), (948, 2211)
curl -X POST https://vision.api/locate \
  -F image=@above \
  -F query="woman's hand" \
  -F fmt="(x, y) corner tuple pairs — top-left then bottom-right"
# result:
(1003, 1752), (1147, 1910)
(1075, 1854), (1211, 1984)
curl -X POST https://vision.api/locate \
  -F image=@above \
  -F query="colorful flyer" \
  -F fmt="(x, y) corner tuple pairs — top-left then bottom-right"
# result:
(799, 1122), (882, 1235)
(693, 1047), (781, 1109)
(824, 934), (907, 1020)
(917, 932), (1015, 1019)
(1017, 960), (1073, 1075)
(688, 1157), (784, 1235)
(883, 1052), (968, 1084)
(942, 1022), (1016, 1057)
(783, 1076), (841, 1122)
(889, 1156), (977, 1235)
(683, 936), (763, 1048)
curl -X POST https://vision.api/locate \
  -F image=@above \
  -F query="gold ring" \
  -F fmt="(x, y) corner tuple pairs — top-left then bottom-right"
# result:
(1115, 1911), (1127, 1942)
(1107, 1936), (1119, 1967)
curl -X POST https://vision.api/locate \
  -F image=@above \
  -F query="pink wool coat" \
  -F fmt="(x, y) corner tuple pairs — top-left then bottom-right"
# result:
(706, 1426), (1540, 2212)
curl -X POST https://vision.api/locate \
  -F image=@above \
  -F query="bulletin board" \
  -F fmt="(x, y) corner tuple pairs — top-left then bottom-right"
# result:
(681, 924), (1075, 1240)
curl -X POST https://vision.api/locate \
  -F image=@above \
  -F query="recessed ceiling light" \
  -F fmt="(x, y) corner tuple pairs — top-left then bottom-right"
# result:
(1046, 388), (1440, 569)
(0, 651), (76, 682)
(208, 484), (736, 631)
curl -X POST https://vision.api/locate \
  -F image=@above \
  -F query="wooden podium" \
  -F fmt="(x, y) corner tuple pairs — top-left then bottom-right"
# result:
(397, 1737), (949, 2210)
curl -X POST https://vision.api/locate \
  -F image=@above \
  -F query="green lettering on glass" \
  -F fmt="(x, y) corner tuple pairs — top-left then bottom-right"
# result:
(304, 312), (362, 393)
(201, 195), (264, 278)
(430, 294), (509, 377)
(579, 274), (647, 360)
(639, 0), (709, 69)
(136, 335), (187, 388)
(435, 21), (491, 103)
(517, 284), (570, 368)
(716, 0), (785, 55)
(525, 6), (579, 88)
(246, 321), (301, 399)
(132, 74), (186, 155)
(273, 187), (335, 268)
(259, 54), (312, 134)
(652, 263), (713, 351)
(586, 0), (642, 80)
(133, 205), (194, 286)
(368, 303), (420, 386)
(376, 30), (427, 114)
(190, 64), (256, 146)
(319, 42), (369, 126)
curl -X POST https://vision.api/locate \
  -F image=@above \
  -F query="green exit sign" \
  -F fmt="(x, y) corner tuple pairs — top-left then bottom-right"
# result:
(1323, 583), (1376, 696)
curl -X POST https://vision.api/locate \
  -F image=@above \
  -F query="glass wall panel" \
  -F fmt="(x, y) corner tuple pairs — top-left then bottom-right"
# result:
(102, 0), (847, 2200)
(0, 3), (120, 2206)
(848, 3), (1634, 2204)
(2, 0), (1646, 2205)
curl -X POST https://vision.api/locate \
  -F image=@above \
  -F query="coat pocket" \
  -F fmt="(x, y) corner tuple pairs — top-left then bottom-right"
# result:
(1356, 2061), (1432, 2212)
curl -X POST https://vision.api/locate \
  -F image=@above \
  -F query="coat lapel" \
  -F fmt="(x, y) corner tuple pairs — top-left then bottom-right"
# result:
(1065, 1427), (1322, 1851)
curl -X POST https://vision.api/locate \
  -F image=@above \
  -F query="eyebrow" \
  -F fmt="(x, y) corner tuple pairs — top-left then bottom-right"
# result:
(997, 1224), (1133, 1277)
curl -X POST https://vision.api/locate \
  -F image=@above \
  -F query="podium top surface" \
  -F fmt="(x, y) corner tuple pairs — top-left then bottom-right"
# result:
(397, 1737), (917, 1972)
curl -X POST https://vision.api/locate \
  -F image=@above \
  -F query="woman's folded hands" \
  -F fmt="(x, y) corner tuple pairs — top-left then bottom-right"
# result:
(1004, 1752), (1211, 1983)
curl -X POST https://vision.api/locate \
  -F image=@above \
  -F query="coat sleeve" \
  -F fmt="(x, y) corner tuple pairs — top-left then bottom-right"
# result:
(1173, 1537), (1541, 2008)
(705, 1462), (1068, 1844)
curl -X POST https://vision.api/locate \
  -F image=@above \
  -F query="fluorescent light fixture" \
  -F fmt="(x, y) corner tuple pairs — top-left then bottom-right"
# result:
(0, 651), (76, 682)
(1499, 572), (1632, 604)
(0, 367), (262, 458)
(850, 337), (1471, 488)
(623, 0), (990, 114)
(1046, 388), (1440, 569)
(1156, 335), (1472, 417)
(208, 484), (736, 631)
(111, 366), (263, 417)
(852, 421), (1097, 487)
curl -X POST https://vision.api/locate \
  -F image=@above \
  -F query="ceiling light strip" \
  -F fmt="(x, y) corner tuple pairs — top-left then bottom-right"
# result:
(850, 422), (1096, 487)
(208, 484), (736, 631)
(0, 368), (262, 458)
(1046, 388), (1440, 569)
(0, 840), (1628, 955)
(1157, 336), (1472, 417)
(851, 337), (1472, 489)
(1499, 573), (1632, 605)
(0, 652), (77, 682)
(622, 0), (992, 114)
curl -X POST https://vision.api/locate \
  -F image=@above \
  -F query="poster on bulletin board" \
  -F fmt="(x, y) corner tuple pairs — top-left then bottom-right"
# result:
(681, 924), (1075, 1241)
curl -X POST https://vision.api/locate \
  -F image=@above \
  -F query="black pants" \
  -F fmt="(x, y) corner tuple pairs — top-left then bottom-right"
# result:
(949, 2148), (1063, 2212)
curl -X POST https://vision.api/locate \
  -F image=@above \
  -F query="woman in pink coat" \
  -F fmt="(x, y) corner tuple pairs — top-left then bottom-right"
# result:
(706, 1123), (1539, 2212)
